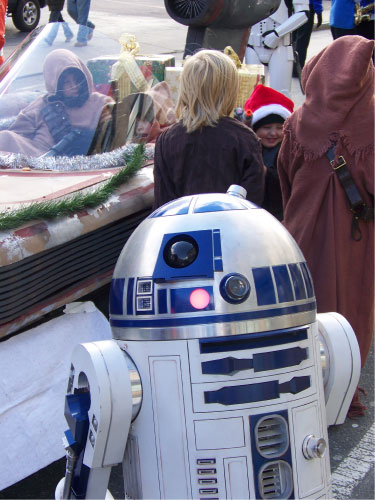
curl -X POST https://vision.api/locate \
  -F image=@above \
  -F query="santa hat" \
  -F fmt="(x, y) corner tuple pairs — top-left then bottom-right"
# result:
(244, 85), (294, 131)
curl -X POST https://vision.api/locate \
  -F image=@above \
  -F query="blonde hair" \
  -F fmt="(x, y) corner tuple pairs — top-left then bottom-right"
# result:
(176, 50), (239, 133)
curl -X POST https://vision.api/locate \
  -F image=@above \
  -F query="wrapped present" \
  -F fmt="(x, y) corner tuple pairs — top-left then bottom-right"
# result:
(164, 66), (183, 105)
(135, 55), (175, 85)
(236, 64), (265, 109)
(111, 34), (149, 99)
(88, 56), (176, 101)
(87, 34), (175, 101)
(223, 46), (265, 108)
(87, 56), (118, 85)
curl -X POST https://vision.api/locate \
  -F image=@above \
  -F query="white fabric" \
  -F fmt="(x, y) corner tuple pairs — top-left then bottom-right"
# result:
(0, 303), (112, 490)
(252, 103), (292, 126)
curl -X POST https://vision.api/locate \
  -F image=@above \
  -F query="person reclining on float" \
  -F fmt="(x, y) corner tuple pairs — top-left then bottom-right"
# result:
(0, 49), (113, 157)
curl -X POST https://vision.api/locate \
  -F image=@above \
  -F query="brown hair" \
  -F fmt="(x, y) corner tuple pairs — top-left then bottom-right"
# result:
(176, 50), (239, 133)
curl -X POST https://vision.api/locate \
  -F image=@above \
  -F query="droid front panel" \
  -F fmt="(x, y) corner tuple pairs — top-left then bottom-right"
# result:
(119, 322), (330, 500)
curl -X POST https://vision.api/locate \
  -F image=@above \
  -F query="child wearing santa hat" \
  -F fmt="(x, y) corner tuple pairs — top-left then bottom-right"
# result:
(245, 85), (294, 220)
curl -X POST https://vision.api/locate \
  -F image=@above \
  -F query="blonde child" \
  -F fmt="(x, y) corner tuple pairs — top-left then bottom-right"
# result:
(153, 49), (264, 208)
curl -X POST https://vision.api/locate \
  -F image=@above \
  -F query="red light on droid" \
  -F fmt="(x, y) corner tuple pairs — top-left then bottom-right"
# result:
(189, 288), (210, 310)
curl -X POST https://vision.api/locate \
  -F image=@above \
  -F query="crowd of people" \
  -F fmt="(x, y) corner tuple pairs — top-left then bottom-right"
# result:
(0, 2), (372, 420)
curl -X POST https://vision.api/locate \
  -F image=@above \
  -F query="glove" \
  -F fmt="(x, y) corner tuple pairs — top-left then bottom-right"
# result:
(44, 128), (94, 157)
(262, 30), (280, 50)
(315, 12), (322, 29)
(41, 101), (72, 143)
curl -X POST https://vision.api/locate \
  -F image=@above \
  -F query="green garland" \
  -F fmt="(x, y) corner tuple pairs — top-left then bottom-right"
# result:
(0, 144), (146, 232)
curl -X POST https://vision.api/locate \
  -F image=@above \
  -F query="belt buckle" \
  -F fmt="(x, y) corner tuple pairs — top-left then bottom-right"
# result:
(331, 156), (346, 170)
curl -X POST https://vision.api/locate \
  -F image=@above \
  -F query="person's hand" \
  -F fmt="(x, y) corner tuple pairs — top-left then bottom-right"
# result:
(41, 102), (72, 143)
(315, 12), (322, 28)
(262, 30), (280, 49)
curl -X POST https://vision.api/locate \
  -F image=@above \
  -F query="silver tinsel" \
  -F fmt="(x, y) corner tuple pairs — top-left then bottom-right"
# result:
(0, 143), (155, 172)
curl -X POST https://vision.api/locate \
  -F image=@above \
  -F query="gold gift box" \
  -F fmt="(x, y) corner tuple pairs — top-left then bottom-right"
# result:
(164, 66), (182, 105)
(236, 64), (265, 109)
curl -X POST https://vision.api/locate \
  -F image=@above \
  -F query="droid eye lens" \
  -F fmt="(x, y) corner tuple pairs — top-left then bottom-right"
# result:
(220, 274), (250, 304)
(163, 235), (199, 268)
(226, 276), (249, 298)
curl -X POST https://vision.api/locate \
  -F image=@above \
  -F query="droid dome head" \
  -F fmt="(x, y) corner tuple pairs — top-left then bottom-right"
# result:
(109, 187), (315, 340)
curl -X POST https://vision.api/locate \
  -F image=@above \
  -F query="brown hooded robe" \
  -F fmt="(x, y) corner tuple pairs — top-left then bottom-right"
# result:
(278, 36), (374, 414)
(0, 49), (111, 156)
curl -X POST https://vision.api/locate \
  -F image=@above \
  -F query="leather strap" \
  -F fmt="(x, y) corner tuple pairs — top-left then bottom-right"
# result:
(327, 144), (374, 241)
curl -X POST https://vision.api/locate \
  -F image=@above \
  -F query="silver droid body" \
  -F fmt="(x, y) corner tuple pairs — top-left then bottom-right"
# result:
(59, 188), (360, 500)
(109, 189), (331, 499)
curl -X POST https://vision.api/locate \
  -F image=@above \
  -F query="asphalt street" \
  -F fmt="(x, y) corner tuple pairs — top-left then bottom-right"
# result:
(1, 1), (374, 499)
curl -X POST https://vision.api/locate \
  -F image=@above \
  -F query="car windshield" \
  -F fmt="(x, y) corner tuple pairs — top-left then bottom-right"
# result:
(0, 23), (175, 167)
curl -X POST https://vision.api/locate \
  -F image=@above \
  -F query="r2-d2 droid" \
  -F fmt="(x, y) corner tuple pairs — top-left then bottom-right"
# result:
(58, 186), (360, 500)
(245, 0), (309, 96)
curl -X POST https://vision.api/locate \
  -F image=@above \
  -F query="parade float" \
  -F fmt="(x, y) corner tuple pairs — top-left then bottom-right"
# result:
(0, 23), (176, 489)
(0, 26), (171, 340)
(0, 15), (269, 487)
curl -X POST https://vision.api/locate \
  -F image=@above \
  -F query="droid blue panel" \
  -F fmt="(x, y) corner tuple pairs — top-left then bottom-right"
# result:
(170, 286), (214, 313)
(252, 267), (277, 306)
(153, 230), (214, 281)
(288, 263), (307, 300)
(213, 229), (223, 272)
(199, 327), (309, 353)
(109, 278), (125, 315)
(204, 376), (310, 405)
(157, 289), (168, 314)
(273, 265), (294, 303)
(127, 278), (135, 315)
(301, 262), (314, 298)
(201, 346), (308, 375)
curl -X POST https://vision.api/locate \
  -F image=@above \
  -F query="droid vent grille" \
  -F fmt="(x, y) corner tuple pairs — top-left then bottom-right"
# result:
(169, 0), (206, 19)
(255, 415), (289, 458)
(259, 461), (293, 499)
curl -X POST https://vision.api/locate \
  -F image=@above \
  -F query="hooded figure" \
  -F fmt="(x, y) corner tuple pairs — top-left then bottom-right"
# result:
(277, 36), (374, 416)
(0, 49), (112, 156)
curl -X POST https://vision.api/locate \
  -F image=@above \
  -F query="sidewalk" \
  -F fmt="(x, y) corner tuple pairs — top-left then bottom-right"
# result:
(290, 1), (333, 107)
(317, 0), (331, 31)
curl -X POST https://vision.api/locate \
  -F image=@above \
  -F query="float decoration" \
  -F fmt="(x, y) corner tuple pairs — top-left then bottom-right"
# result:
(0, 144), (146, 231)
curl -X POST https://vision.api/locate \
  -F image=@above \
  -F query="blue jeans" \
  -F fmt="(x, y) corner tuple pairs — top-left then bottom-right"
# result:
(67, 0), (95, 43)
(45, 12), (74, 44)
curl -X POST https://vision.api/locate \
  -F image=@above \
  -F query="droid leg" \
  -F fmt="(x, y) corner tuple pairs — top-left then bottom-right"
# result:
(318, 312), (361, 426)
(56, 340), (133, 499)
(268, 45), (294, 97)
